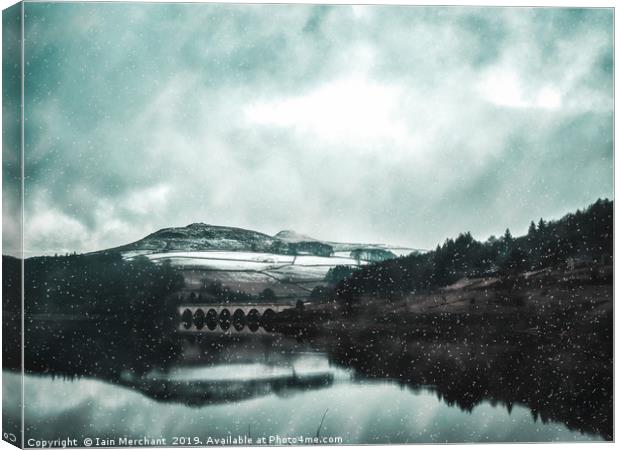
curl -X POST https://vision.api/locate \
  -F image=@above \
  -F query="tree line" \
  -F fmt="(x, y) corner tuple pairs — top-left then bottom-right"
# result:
(335, 199), (613, 302)
(4, 253), (185, 329)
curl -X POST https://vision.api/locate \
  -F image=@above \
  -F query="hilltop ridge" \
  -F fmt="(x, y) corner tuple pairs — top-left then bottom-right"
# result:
(109, 223), (419, 257)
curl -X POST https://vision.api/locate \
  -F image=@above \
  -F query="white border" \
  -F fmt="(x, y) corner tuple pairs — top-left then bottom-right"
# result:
(0, 2), (615, 450)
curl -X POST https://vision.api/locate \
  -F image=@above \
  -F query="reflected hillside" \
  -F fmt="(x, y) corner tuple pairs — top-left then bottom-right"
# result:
(324, 330), (612, 440)
(16, 324), (335, 407)
(9, 319), (612, 441)
(116, 369), (334, 407)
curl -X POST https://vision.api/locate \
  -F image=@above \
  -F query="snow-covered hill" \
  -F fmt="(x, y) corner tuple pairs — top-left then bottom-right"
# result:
(111, 223), (420, 259)
(110, 223), (423, 298)
(274, 230), (421, 257)
(273, 230), (318, 243)
(115, 223), (279, 253)
(115, 223), (422, 257)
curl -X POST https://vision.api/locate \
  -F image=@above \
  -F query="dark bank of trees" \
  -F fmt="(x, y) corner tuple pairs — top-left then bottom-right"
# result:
(1, 253), (185, 369)
(201, 280), (276, 303)
(336, 199), (613, 301)
(2, 255), (21, 314)
(21, 252), (184, 326)
(325, 265), (359, 284)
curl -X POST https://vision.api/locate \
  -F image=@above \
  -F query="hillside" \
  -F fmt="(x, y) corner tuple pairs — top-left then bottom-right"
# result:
(84, 223), (420, 300)
(115, 223), (279, 253)
(335, 198), (613, 302)
(275, 230), (421, 256)
(274, 230), (318, 243)
(111, 223), (419, 258)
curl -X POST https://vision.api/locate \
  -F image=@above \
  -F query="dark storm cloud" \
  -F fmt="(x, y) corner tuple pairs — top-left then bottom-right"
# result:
(19, 3), (613, 255)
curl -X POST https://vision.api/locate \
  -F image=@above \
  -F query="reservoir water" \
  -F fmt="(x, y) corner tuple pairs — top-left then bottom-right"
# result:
(3, 329), (608, 445)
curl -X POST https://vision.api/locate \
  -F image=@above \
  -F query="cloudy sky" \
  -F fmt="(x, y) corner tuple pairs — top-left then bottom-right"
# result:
(11, 3), (614, 255)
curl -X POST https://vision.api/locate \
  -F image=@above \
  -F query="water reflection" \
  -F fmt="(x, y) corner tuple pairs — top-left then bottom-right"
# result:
(3, 321), (611, 444)
(325, 332), (612, 440)
(117, 363), (336, 407)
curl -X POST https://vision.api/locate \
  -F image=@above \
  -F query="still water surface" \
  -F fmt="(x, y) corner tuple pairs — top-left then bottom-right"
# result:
(5, 332), (604, 445)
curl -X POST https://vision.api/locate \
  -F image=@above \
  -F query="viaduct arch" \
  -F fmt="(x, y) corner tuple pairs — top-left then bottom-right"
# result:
(178, 304), (292, 332)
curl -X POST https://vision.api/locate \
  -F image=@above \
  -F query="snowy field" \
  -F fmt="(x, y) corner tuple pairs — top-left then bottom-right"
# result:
(143, 251), (362, 265)
(122, 250), (367, 287)
(125, 251), (364, 271)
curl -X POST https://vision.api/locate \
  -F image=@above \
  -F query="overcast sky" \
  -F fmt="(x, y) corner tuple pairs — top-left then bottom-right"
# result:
(13, 3), (613, 255)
